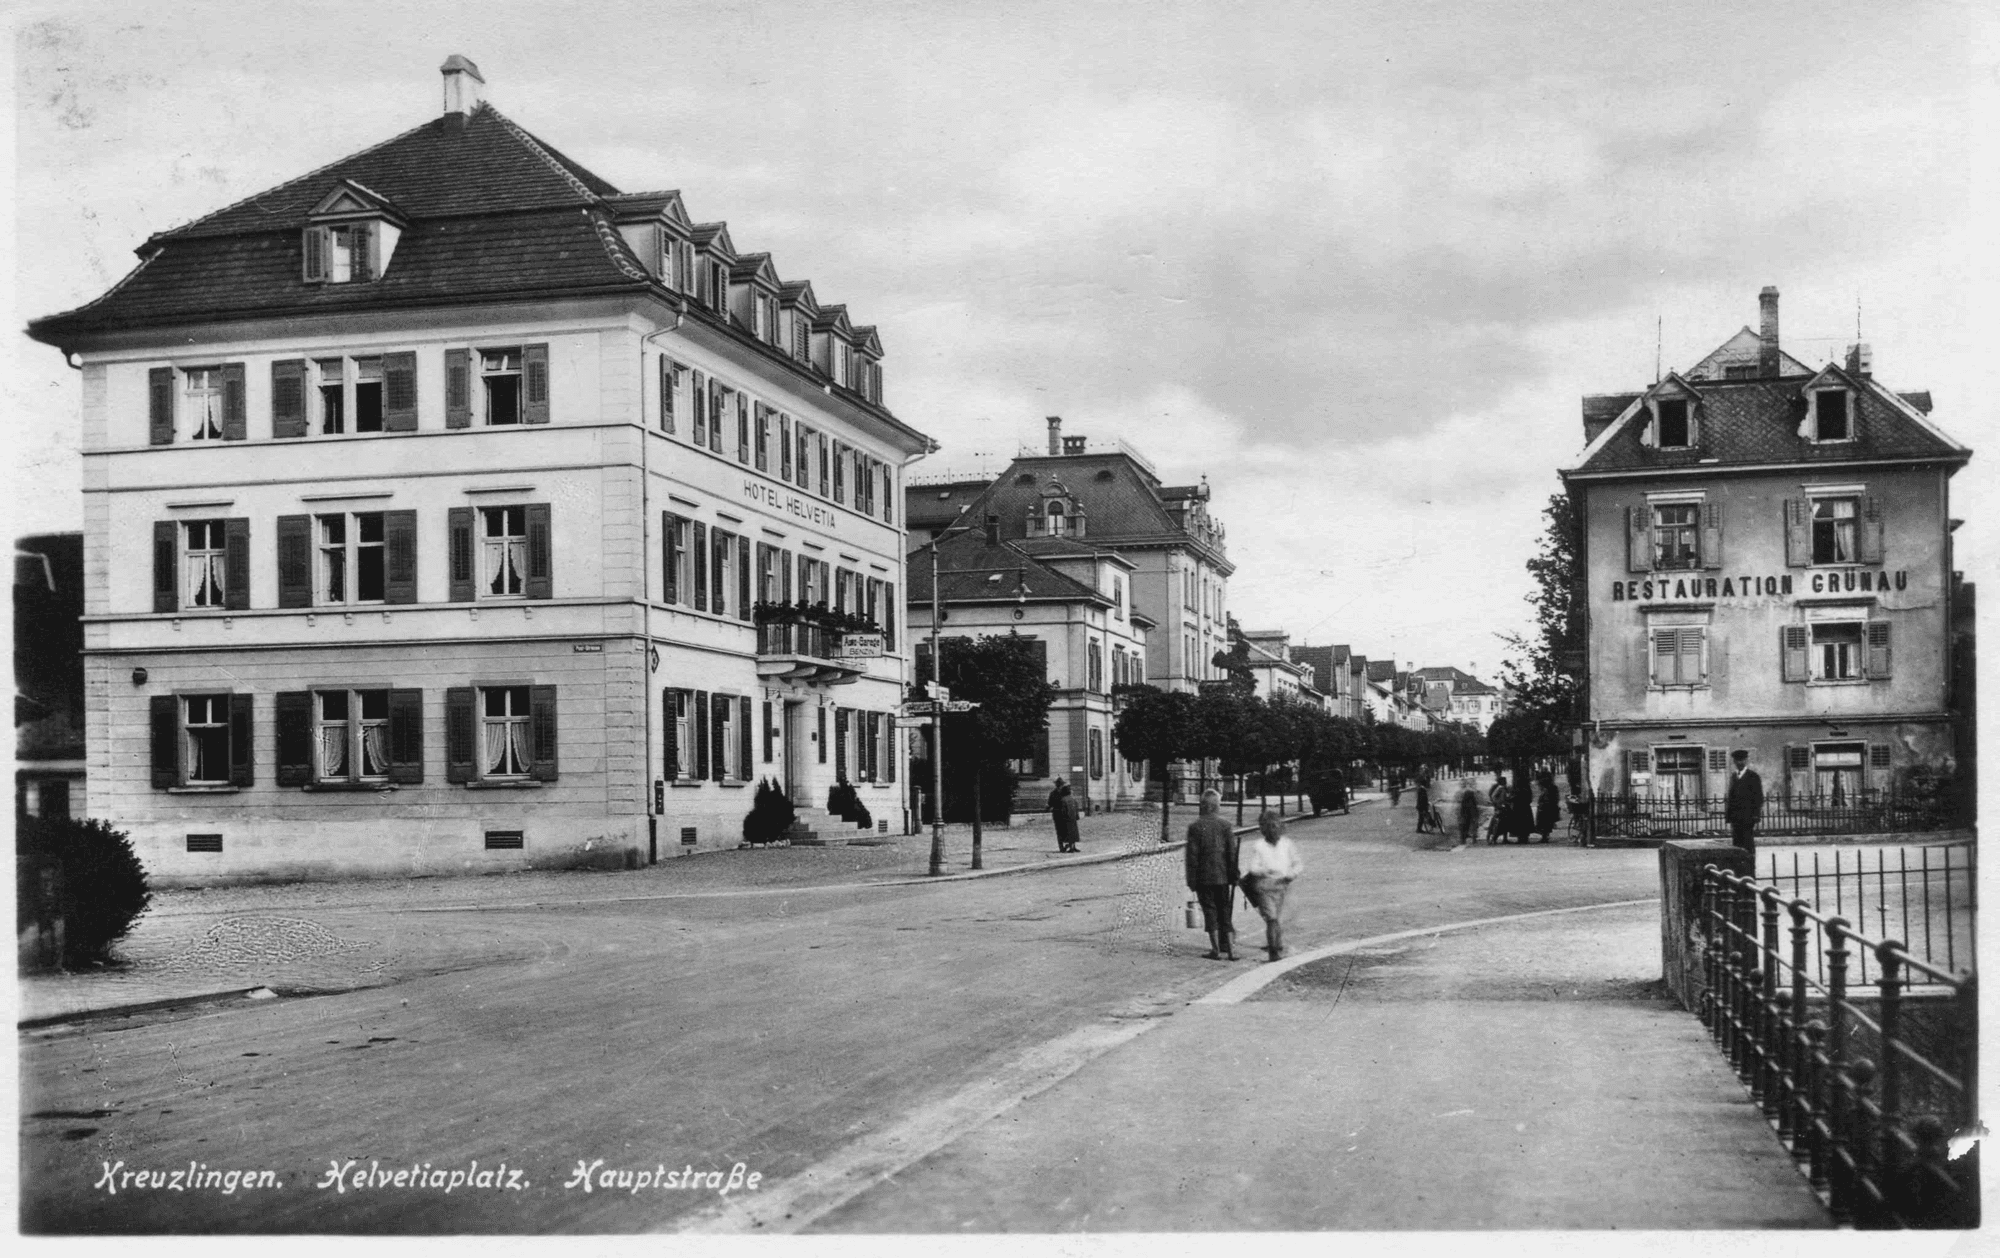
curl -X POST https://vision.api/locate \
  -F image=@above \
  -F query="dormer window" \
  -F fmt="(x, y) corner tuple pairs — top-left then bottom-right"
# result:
(1811, 390), (1851, 442)
(1045, 500), (1068, 536)
(303, 183), (402, 284)
(1656, 399), (1691, 448)
(658, 234), (688, 291)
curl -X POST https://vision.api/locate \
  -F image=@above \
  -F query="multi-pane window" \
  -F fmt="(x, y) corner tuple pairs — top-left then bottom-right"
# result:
(716, 697), (739, 781)
(1813, 743), (1865, 802)
(670, 690), (692, 778)
(482, 687), (532, 778)
(1088, 641), (1103, 692)
(660, 359), (681, 433)
(1650, 627), (1705, 686)
(482, 506), (528, 598)
(185, 520), (228, 608)
(1811, 497), (1857, 564)
(316, 513), (386, 604)
(482, 349), (523, 425)
(1652, 504), (1700, 570)
(1652, 746), (1705, 802)
(316, 689), (390, 781)
(832, 443), (847, 503)
(182, 695), (232, 784)
(754, 404), (771, 471)
(663, 513), (690, 605)
(352, 357), (385, 432)
(315, 359), (346, 433)
(184, 368), (226, 441)
(817, 434), (830, 497)
(1113, 576), (1126, 620)
(1813, 623), (1863, 680)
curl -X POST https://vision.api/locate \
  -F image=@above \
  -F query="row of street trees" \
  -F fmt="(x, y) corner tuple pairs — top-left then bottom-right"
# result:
(1112, 683), (1486, 840)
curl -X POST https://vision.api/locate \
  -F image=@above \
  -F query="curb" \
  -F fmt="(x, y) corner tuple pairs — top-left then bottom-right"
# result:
(19, 985), (278, 1031)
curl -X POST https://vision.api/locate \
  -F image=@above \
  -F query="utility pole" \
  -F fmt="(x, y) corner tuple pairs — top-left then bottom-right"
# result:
(928, 536), (948, 876)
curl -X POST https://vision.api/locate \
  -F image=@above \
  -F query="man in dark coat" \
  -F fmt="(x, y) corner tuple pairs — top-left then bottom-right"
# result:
(1724, 749), (1764, 857)
(1184, 790), (1240, 960)
(1049, 779), (1081, 852)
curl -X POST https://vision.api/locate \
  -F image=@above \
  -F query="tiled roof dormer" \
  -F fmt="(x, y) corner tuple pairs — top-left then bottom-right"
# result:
(302, 180), (408, 284)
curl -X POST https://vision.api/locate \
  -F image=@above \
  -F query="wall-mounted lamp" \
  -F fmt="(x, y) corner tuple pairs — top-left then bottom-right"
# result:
(131, 668), (148, 686)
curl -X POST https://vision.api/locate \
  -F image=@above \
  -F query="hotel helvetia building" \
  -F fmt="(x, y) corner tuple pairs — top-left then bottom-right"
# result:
(27, 58), (932, 881)
(1562, 288), (1970, 814)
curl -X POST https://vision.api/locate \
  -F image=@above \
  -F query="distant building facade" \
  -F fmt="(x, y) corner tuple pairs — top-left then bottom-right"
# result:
(905, 515), (1152, 813)
(1562, 288), (1970, 808)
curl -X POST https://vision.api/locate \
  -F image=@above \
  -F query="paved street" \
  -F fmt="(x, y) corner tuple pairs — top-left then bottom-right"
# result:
(19, 796), (1825, 1232)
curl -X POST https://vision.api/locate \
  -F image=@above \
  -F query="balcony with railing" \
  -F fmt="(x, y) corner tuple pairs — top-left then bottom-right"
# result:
(753, 603), (887, 687)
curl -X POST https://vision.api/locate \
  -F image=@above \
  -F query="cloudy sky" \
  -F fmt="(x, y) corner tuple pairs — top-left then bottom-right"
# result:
(8, 0), (1992, 677)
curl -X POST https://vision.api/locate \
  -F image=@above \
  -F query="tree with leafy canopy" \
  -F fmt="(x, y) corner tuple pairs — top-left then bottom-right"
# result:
(1114, 684), (1207, 843)
(913, 633), (1059, 865)
(1498, 488), (1585, 740)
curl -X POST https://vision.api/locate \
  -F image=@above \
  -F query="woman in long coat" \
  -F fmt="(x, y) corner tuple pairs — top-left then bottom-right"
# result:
(1532, 767), (1560, 842)
(1506, 771), (1535, 843)
(1050, 780), (1082, 852)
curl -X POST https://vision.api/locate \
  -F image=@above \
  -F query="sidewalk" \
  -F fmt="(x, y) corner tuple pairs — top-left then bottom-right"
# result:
(814, 898), (1833, 1231)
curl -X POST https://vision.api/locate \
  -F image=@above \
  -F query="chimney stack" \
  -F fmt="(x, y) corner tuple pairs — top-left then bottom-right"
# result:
(1845, 342), (1873, 376)
(441, 55), (486, 118)
(1757, 286), (1780, 376)
(1046, 416), (1062, 456)
(984, 513), (1000, 545)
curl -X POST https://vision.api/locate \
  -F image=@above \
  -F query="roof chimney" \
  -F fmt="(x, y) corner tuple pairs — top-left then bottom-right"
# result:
(1046, 416), (1062, 456)
(984, 513), (1000, 545)
(1758, 286), (1780, 376)
(1845, 342), (1873, 376)
(441, 55), (486, 118)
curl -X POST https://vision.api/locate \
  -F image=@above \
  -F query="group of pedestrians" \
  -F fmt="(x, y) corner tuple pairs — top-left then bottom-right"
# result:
(1465, 767), (1563, 843)
(1183, 791), (1301, 963)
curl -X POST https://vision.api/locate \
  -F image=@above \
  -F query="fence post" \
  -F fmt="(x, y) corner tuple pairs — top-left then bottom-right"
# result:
(1759, 887), (1783, 1119)
(1786, 899), (1812, 1148)
(1825, 917), (1854, 1223)
(1802, 1019), (1830, 1192)
(1875, 942), (1905, 1224)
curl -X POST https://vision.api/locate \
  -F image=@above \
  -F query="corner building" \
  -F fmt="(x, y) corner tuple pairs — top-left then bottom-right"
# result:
(27, 59), (930, 882)
(1563, 288), (1969, 808)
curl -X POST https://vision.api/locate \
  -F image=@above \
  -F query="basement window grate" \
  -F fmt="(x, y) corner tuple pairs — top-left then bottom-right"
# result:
(186, 834), (223, 853)
(680, 826), (698, 845)
(484, 830), (524, 850)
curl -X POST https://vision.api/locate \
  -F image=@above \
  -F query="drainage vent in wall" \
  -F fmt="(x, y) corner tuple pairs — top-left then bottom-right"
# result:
(186, 834), (223, 853)
(878, 820), (889, 833)
(484, 830), (525, 850)
(680, 827), (698, 845)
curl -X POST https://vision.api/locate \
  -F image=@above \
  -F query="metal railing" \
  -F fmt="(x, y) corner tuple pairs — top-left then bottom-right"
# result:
(755, 621), (831, 659)
(1760, 845), (1974, 986)
(1700, 864), (1979, 1227)
(1589, 792), (1959, 840)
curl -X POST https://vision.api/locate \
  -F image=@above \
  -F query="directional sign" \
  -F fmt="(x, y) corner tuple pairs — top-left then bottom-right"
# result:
(898, 701), (940, 717)
(939, 700), (980, 712)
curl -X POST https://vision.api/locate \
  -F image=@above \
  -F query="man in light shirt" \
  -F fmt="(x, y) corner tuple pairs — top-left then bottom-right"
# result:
(1240, 811), (1304, 962)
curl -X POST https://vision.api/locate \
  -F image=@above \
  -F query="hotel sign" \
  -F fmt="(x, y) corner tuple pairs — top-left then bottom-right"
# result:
(1610, 568), (1908, 604)
(744, 478), (839, 530)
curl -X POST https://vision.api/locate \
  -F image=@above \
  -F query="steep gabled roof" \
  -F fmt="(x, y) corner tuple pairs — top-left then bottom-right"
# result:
(960, 453), (1190, 548)
(153, 104), (614, 242)
(1288, 644), (1337, 693)
(1685, 327), (1816, 381)
(1365, 660), (1396, 683)
(903, 531), (1108, 608)
(1569, 374), (1965, 476)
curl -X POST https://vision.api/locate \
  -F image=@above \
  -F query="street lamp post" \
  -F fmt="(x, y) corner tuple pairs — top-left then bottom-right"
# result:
(928, 536), (948, 876)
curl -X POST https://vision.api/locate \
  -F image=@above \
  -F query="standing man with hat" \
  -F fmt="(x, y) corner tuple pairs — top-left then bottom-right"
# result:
(1724, 749), (1764, 859)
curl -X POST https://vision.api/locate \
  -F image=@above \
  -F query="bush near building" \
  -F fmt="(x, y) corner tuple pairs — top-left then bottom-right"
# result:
(17, 816), (152, 968)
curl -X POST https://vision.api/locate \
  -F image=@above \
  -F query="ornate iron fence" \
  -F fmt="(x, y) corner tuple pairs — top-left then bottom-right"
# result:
(1700, 864), (1979, 1227)
(1589, 791), (1958, 841)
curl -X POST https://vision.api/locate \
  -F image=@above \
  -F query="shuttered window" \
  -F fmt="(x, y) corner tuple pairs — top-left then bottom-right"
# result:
(1649, 627), (1705, 686)
(151, 693), (253, 788)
